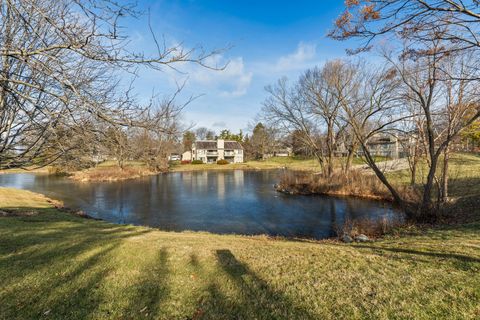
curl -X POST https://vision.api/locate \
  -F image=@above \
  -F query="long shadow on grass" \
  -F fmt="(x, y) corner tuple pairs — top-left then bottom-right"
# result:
(193, 249), (317, 320)
(0, 210), (151, 319)
(353, 245), (480, 265)
(121, 247), (170, 318)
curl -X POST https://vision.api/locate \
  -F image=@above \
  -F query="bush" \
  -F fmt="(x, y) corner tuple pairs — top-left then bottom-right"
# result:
(217, 159), (229, 165)
(191, 160), (204, 165)
(181, 160), (191, 165)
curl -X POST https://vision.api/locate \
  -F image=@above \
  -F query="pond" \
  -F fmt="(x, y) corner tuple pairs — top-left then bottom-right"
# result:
(0, 170), (400, 239)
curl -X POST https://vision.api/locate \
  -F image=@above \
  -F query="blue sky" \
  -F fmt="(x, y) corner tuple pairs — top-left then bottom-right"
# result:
(126, 1), (356, 133)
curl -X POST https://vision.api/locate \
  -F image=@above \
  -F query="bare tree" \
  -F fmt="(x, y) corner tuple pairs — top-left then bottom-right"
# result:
(330, 0), (480, 54)
(435, 51), (480, 203)
(263, 78), (327, 174)
(0, 0), (223, 169)
(299, 62), (350, 176)
(384, 39), (480, 215)
(338, 62), (408, 206)
(129, 95), (184, 171)
(195, 127), (216, 140)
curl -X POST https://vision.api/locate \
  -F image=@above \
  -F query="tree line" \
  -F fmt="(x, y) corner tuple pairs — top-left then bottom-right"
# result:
(0, 0), (222, 171)
(260, 0), (480, 220)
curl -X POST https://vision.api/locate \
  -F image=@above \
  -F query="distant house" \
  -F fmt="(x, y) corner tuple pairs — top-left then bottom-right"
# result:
(192, 139), (244, 163)
(263, 147), (293, 159)
(168, 153), (181, 161)
(364, 134), (415, 159)
(182, 151), (192, 162)
(273, 149), (292, 157)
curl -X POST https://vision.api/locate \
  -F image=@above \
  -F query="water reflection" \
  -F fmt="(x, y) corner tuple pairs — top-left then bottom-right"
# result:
(0, 171), (398, 239)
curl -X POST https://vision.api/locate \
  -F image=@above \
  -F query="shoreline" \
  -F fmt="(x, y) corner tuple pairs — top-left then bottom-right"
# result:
(274, 183), (394, 202)
(0, 186), (395, 241)
(0, 187), (337, 242)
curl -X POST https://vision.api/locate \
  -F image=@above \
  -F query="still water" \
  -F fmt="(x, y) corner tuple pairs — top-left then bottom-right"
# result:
(0, 170), (399, 239)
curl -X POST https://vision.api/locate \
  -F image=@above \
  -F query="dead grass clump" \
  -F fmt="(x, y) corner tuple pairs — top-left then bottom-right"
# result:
(0, 209), (39, 217)
(72, 166), (157, 182)
(277, 170), (390, 200)
(277, 169), (421, 203)
(336, 216), (404, 239)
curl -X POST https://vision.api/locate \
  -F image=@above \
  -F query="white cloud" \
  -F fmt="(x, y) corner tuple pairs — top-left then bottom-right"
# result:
(252, 42), (319, 78)
(274, 42), (317, 72)
(190, 56), (253, 97)
(164, 53), (253, 97)
(212, 121), (227, 127)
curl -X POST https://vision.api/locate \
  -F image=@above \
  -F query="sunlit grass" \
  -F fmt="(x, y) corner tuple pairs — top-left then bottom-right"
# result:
(1, 188), (479, 319)
(0, 187), (58, 209)
(387, 153), (480, 198)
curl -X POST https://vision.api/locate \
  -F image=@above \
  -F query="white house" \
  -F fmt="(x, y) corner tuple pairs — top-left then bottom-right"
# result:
(168, 153), (181, 161)
(364, 133), (416, 159)
(182, 151), (192, 161)
(192, 139), (244, 163)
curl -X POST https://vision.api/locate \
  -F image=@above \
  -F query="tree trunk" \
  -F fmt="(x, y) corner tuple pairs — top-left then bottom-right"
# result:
(344, 139), (359, 175)
(421, 154), (439, 217)
(0, 2), (12, 158)
(362, 144), (405, 207)
(313, 150), (326, 176)
(440, 144), (450, 204)
(411, 160), (417, 186)
(410, 142), (419, 186)
(326, 122), (335, 177)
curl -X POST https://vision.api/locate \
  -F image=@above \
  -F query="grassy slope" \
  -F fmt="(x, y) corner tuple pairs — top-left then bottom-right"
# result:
(169, 157), (322, 172)
(1, 188), (479, 319)
(0, 166), (49, 174)
(169, 156), (378, 172)
(0, 156), (377, 177)
(387, 153), (480, 197)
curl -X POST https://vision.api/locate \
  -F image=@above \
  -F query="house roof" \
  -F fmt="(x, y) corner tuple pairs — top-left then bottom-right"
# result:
(224, 141), (243, 149)
(194, 140), (243, 150)
(195, 141), (217, 149)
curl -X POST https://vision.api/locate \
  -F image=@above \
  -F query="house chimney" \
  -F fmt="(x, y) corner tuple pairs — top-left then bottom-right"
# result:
(217, 139), (224, 149)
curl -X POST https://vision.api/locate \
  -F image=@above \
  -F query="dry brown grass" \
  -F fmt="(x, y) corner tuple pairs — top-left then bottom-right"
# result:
(277, 169), (421, 202)
(336, 216), (406, 239)
(71, 166), (158, 182)
(278, 170), (386, 199)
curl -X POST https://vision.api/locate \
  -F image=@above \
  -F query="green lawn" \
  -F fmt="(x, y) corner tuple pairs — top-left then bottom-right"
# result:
(387, 153), (480, 198)
(1, 188), (479, 319)
(0, 156), (382, 176)
(169, 156), (323, 172)
(169, 156), (388, 172)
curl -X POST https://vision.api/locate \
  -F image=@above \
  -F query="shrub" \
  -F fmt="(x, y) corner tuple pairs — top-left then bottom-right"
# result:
(181, 160), (191, 165)
(217, 159), (229, 165)
(191, 160), (204, 165)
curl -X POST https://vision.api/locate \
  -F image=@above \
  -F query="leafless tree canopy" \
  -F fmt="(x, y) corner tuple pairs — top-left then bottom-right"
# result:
(330, 0), (480, 54)
(0, 0), (222, 169)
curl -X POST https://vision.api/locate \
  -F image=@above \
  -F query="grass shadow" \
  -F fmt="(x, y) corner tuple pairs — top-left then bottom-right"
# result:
(0, 209), (152, 319)
(121, 247), (170, 318)
(192, 249), (317, 320)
